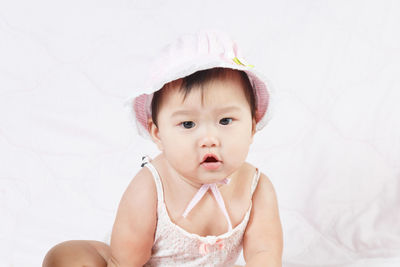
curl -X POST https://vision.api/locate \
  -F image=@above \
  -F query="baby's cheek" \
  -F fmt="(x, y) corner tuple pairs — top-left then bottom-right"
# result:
(227, 136), (251, 156)
(167, 141), (193, 161)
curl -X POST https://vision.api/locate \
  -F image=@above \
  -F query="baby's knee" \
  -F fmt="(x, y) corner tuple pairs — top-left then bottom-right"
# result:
(42, 241), (71, 267)
(42, 240), (108, 267)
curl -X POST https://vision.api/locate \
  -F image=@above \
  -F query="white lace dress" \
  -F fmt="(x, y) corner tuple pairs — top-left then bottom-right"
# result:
(140, 156), (261, 267)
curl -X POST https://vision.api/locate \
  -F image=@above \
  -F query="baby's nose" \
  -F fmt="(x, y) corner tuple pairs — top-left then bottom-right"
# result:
(199, 134), (220, 148)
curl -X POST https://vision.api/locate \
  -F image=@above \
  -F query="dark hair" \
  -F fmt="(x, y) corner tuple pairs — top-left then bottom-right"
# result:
(151, 67), (256, 127)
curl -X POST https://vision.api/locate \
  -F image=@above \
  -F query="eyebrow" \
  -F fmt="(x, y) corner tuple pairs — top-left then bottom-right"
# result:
(171, 106), (242, 117)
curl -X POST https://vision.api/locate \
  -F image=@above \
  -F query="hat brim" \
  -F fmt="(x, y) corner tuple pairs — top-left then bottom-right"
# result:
(124, 61), (274, 139)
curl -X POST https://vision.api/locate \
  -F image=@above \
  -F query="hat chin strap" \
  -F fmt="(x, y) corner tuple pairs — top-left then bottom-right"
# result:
(182, 178), (233, 231)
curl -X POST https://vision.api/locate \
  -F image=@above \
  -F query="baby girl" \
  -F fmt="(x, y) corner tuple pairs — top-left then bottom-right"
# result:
(43, 30), (283, 267)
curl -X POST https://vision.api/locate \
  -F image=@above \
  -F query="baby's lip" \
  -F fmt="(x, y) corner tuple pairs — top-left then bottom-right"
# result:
(201, 153), (221, 163)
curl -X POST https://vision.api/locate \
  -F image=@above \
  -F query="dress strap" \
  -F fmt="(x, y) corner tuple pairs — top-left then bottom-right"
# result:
(250, 168), (261, 196)
(141, 155), (164, 203)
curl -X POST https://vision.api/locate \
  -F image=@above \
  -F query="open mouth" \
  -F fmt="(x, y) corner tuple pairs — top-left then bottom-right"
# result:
(201, 154), (221, 170)
(204, 156), (218, 162)
(202, 153), (220, 163)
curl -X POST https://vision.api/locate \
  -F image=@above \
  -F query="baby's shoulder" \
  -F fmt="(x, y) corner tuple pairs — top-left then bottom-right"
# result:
(120, 166), (157, 212)
(129, 165), (156, 191)
(230, 162), (260, 194)
(244, 164), (276, 203)
(241, 161), (261, 180)
(243, 161), (269, 177)
(241, 162), (273, 192)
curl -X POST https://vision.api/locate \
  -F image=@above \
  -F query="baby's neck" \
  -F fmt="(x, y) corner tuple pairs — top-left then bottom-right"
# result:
(176, 174), (205, 189)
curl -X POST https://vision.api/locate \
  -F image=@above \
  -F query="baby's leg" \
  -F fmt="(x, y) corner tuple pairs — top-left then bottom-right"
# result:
(42, 240), (111, 267)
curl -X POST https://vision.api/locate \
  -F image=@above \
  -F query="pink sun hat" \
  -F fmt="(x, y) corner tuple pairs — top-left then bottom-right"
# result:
(123, 30), (275, 139)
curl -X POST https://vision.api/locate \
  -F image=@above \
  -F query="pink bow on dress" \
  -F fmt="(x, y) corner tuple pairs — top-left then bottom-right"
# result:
(198, 239), (225, 255)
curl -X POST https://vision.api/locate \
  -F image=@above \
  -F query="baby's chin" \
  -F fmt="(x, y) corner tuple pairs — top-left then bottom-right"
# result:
(191, 173), (231, 185)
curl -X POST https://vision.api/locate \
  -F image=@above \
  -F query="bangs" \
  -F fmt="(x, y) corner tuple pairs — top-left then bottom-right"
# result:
(151, 68), (256, 127)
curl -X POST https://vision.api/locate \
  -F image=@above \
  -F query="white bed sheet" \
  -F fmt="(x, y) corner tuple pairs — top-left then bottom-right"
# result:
(1, 0), (399, 266)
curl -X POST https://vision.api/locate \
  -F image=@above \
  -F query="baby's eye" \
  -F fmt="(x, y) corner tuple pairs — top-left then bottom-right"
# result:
(180, 121), (196, 129)
(219, 118), (233, 125)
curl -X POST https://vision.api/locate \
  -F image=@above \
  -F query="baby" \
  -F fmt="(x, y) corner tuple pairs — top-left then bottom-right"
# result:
(43, 31), (283, 267)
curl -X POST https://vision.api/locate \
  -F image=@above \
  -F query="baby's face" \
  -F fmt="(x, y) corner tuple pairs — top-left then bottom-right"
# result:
(149, 74), (256, 184)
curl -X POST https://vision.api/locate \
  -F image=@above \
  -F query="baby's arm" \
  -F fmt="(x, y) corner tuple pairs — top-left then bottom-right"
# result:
(243, 173), (283, 267)
(107, 167), (157, 267)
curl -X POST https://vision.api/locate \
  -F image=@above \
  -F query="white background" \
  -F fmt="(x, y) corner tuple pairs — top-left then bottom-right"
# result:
(1, 0), (400, 266)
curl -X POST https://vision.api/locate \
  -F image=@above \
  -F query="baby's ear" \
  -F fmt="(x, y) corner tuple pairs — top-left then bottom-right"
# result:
(148, 118), (164, 151)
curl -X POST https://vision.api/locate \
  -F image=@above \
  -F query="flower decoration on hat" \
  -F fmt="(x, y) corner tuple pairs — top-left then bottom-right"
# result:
(232, 56), (254, 68)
